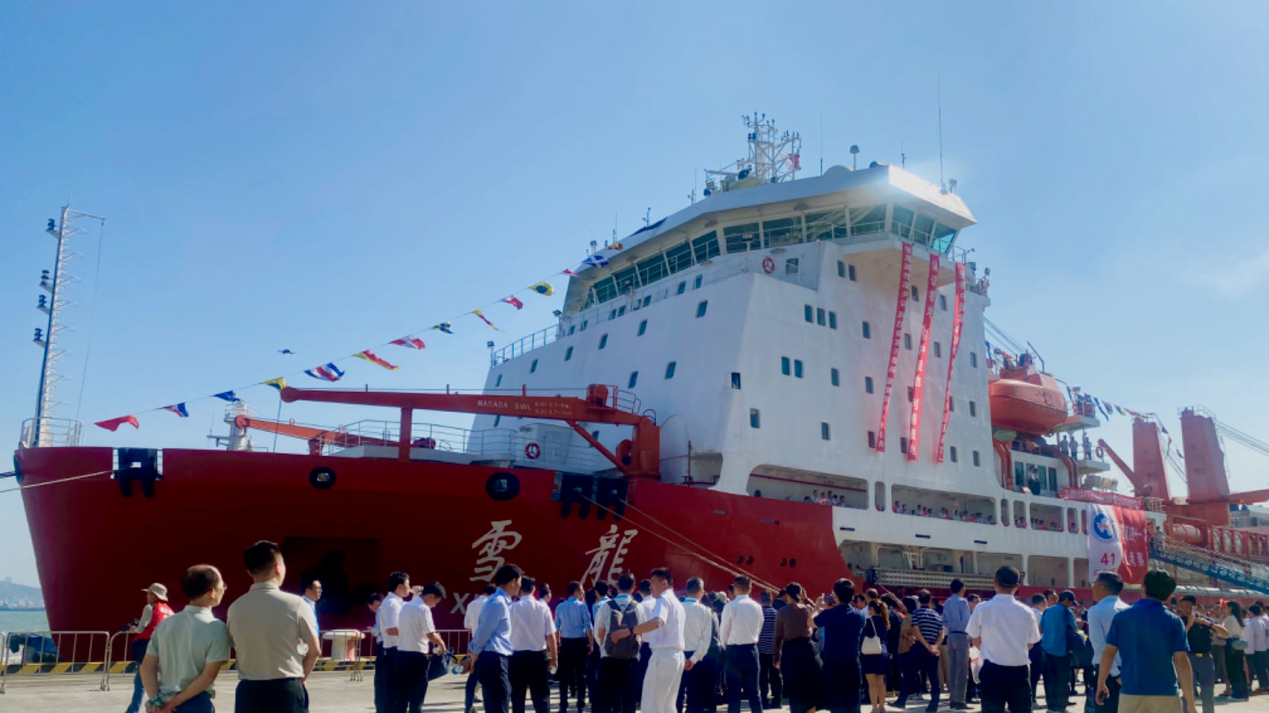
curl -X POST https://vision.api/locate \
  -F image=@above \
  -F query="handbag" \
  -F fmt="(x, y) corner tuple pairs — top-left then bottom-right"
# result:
(861, 618), (883, 656)
(1230, 638), (1248, 651)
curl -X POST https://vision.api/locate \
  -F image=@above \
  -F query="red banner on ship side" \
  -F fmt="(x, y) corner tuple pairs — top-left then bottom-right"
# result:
(876, 243), (913, 452)
(934, 263), (966, 462)
(907, 253), (941, 460)
(1086, 502), (1148, 586)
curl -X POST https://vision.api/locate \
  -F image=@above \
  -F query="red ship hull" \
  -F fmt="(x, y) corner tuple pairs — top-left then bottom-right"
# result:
(15, 447), (848, 633)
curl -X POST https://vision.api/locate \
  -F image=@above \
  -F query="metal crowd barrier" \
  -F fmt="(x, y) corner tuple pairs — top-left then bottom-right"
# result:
(0, 630), (112, 694)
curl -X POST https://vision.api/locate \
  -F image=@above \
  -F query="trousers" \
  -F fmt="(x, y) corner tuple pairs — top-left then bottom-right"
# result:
(643, 649), (685, 713)
(1252, 651), (1269, 690)
(559, 638), (589, 710)
(476, 652), (512, 713)
(600, 657), (639, 713)
(947, 633), (970, 705)
(1223, 647), (1247, 699)
(395, 650), (431, 713)
(1185, 654), (1214, 713)
(376, 646), (396, 713)
(979, 660), (1031, 713)
(759, 652), (781, 706)
(1094, 665), (1121, 713)
(822, 658), (862, 713)
(510, 650), (551, 713)
(679, 651), (718, 713)
(1042, 651), (1071, 711)
(912, 646), (941, 712)
(724, 644), (763, 713)
(171, 692), (214, 713)
(1030, 647), (1045, 703)
(235, 678), (307, 713)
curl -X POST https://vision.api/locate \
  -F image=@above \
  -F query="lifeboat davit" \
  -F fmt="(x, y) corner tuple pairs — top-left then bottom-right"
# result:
(988, 359), (1068, 436)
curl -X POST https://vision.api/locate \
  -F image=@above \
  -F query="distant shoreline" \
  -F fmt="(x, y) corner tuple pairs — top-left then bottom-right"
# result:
(0, 607), (45, 612)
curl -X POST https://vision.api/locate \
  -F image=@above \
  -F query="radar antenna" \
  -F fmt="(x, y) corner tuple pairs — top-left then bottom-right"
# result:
(704, 113), (801, 195)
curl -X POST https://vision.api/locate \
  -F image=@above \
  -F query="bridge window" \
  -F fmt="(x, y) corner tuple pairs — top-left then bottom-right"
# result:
(831, 368), (840, 386)
(781, 357), (791, 376)
(969, 401), (977, 417)
(599, 334), (608, 350)
(891, 205), (915, 239)
(865, 376), (874, 394)
(933, 342), (941, 358)
(904, 333), (913, 350)
(613, 266), (638, 295)
(495, 374), (503, 387)
(794, 360), (804, 378)
(696, 301), (708, 318)
(950, 446), (958, 463)
(750, 409), (761, 429)
(862, 321), (871, 339)
(806, 209), (848, 241)
(594, 277), (619, 304)
(973, 450), (981, 466)
(724, 223), (761, 253)
(665, 362), (676, 379)
(564, 347), (573, 362)
(628, 372), (638, 388)
(829, 312), (837, 330)
(764, 216), (803, 247)
(692, 230), (720, 263)
(940, 295), (948, 311)
(821, 422), (831, 440)
(530, 359), (538, 373)
(665, 241), (694, 274)
(805, 305), (814, 323)
(849, 204), (887, 236)
(638, 320), (647, 336)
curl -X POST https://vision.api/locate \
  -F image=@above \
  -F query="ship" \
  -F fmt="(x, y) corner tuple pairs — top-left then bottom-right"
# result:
(13, 116), (1269, 635)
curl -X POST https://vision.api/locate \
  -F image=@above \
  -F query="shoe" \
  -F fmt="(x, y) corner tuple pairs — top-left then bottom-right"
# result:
(895, 698), (908, 709)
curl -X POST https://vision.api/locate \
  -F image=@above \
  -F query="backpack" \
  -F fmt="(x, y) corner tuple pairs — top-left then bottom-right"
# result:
(605, 599), (641, 659)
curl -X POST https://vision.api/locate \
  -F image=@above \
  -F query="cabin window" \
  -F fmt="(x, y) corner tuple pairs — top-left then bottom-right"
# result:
(904, 333), (913, 350)
(891, 204), (916, 238)
(868, 431), (877, 448)
(829, 312), (838, 330)
(569, 326), (575, 335)
(617, 306), (625, 316)
(494, 416), (501, 427)
(804, 305), (814, 323)
(530, 359), (538, 373)
(495, 374), (503, 387)
(940, 295), (948, 311)
(907, 387), (914, 403)
(969, 401), (977, 417)
(831, 368), (840, 386)
(580, 320), (588, 331)
(564, 347), (573, 362)
(973, 450), (981, 467)
(849, 264), (857, 281)
(849, 204), (887, 236)
(950, 446), (958, 463)
(821, 422), (831, 441)
(949, 397), (955, 412)
(613, 266), (638, 295)
(638, 320), (647, 336)
(794, 360), (804, 379)
(911, 285), (919, 302)
(628, 372), (638, 388)
(665, 241), (694, 274)
(591, 430), (600, 439)
(665, 361), (676, 379)
(862, 321), (871, 339)
(731, 372), (742, 389)
(933, 342), (942, 358)
(913, 214), (935, 245)
(806, 209), (849, 241)
(642, 295), (651, 308)
(637, 254), (668, 286)
(900, 437), (909, 454)
(696, 301), (708, 318)
(692, 230), (720, 263)
(677, 281), (686, 295)
(785, 258), (799, 274)
(764, 216), (803, 247)
(599, 334), (608, 350)
(865, 376), (874, 394)
(723, 223), (761, 253)
(837, 261), (846, 278)
(781, 357), (791, 376)
(970, 352), (978, 368)
(609, 309), (617, 320)
(932, 223), (958, 252)
(817, 308), (826, 326)
(693, 275), (703, 289)
(750, 409), (761, 428)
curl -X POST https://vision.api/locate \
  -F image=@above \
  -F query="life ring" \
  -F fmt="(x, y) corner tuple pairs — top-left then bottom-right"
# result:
(525, 442), (541, 460)
(761, 257), (775, 274)
(1095, 446), (1105, 459)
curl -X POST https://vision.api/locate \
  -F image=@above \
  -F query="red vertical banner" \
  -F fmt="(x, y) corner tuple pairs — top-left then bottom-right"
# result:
(1117, 506), (1149, 585)
(876, 243), (913, 452)
(934, 263), (966, 462)
(906, 254), (941, 460)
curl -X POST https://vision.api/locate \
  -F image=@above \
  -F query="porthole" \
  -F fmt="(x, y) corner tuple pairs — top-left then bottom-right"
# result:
(309, 467), (336, 490)
(485, 472), (521, 501)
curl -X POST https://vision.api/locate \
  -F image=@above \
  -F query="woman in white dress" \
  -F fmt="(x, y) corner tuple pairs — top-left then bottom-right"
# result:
(1221, 601), (1249, 701)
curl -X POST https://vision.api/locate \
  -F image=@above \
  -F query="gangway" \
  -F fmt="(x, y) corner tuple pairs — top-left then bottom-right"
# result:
(1150, 535), (1269, 596)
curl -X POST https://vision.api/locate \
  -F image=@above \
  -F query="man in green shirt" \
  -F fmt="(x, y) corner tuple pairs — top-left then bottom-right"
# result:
(141, 565), (231, 713)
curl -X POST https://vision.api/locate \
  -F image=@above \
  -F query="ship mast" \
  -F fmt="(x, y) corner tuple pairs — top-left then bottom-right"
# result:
(28, 205), (103, 448)
(704, 113), (802, 194)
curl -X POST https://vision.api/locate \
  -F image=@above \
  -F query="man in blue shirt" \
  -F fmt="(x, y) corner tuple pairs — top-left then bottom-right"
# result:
(1040, 591), (1077, 712)
(813, 578), (869, 713)
(1086, 572), (1129, 713)
(942, 580), (972, 711)
(1097, 570), (1195, 713)
(554, 582), (594, 713)
(472, 564), (522, 713)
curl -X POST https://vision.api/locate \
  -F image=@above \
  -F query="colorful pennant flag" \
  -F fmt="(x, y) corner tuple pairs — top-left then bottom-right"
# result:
(213, 391), (239, 403)
(305, 363), (345, 382)
(609, 242), (624, 250)
(471, 310), (503, 331)
(96, 415), (140, 432)
(163, 403), (190, 418)
(562, 268), (592, 287)
(583, 255), (610, 268)
(503, 296), (524, 310)
(431, 322), (453, 335)
(263, 377), (287, 391)
(531, 282), (554, 296)
(355, 350), (399, 371)
(391, 336), (426, 349)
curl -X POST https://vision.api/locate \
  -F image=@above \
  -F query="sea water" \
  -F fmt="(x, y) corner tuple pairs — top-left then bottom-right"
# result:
(0, 610), (50, 634)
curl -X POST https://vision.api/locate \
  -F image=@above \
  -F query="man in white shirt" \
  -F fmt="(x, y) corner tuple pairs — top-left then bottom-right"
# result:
(509, 576), (557, 713)
(1029, 593), (1047, 705)
(1086, 572), (1129, 713)
(376, 572), (410, 713)
(720, 575), (765, 713)
(139, 565), (231, 713)
(596, 573), (648, 713)
(1247, 604), (1269, 693)
(610, 567), (685, 713)
(966, 566), (1041, 713)
(679, 578), (720, 713)
(466, 584), (497, 713)
(397, 582), (447, 713)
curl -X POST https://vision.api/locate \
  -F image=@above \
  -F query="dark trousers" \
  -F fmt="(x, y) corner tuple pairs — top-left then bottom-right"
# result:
(601, 657), (639, 713)
(759, 652), (781, 705)
(586, 647), (602, 709)
(376, 646), (396, 713)
(477, 652), (512, 713)
(896, 651), (916, 705)
(913, 646), (941, 711)
(126, 638), (150, 713)
(395, 650), (431, 713)
(1029, 646), (1045, 703)
(1253, 651), (1269, 690)
(1042, 652), (1070, 711)
(467, 672), (482, 711)
(1225, 647), (1248, 699)
(724, 644), (763, 713)
(637, 642), (652, 703)
(511, 650), (551, 713)
(172, 692), (214, 713)
(559, 638), (589, 710)
(235, 678), (307, 713)
(1093, 666), (1120, 713)
(979, 661), (1032, 713)
(1187, 654), (1215, 713)
(822, 658), (861, 713)
(679, 651), (718, 713)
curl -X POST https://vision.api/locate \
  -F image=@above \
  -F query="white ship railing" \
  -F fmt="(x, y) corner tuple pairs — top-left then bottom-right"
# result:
(17, 417), (82, 449)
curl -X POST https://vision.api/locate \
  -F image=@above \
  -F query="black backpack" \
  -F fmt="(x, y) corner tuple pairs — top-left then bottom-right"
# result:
(605, 599), (642, 659)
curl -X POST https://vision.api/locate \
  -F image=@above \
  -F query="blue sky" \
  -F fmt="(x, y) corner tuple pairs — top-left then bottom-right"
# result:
(3, 2), (1268, 585)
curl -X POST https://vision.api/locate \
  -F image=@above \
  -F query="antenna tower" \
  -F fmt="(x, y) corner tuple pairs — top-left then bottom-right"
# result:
(705, 113), (802, 192)
(28, 205), (104, 447)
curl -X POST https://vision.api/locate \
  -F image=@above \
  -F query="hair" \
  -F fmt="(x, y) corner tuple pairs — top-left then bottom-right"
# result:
(648, 569), (668, 588)
(760, 591), (772, 605)
(1228, 601), (1244, 625)
(520, 576), (537, 595)
(1143, 570), (1177, 601)
(868, 599), (890, 629)
(1094, 571), (1124, 596)
(1031, 594), (1046, 605)
(367, 593), (384, 605)
(303, 578), (321, 593)
(785, 582), (803, 599)
(881, 592), (904, 614)
(181, 565), (222, 600)
(865, 588), (879, 600)
(243, 541), (283, 575)
(852, 594), (866, 605)
(421, 582), (446, 599)
(484, 583), (498, 596)
(1180, 595), (1198, 605)
(901, 596), (919, 615)
(733, 575), (752, 590)
(917, 589), (932, 606)
(585, 589), (598, 606)
(616, 572), (637, 593)
(388, 572), (410, 592)
(537, 582), (551, 599)
(967, 594), (981, 603)
(686, 577), (704, 596)
(595, 582), (609, 597)
(1249, 604), (1263, 616)
(949, 579), (965, 594)
(495, 564), (523, 586)
(1042, 589), (1056, 599)
(1058, 590), (1076, 603)
(832, 578), (855, 602)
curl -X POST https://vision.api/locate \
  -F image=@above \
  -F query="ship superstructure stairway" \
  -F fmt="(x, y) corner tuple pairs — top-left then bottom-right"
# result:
(1150, 535), (1269, 596)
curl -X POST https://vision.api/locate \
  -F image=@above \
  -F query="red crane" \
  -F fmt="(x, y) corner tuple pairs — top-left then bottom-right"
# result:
(230, 415), (400, 456)
(279, 384), (661, 478)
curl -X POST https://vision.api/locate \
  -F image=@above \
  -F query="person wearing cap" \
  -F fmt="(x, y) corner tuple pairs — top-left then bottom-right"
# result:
(125, 583), (175, 713)
(139, 565), (231, 712)
(226, 540), (320, 713)
(1040, 591), (1078, 712)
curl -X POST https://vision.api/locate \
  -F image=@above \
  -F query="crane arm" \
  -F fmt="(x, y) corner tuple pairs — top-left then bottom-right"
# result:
(1097, 439), (1152, 496)
(233, 415), (398, 455)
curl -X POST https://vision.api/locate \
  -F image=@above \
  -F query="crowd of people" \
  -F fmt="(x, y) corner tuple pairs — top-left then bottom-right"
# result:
(123, 545), (1269, 713)
(892, 502), (996, 525)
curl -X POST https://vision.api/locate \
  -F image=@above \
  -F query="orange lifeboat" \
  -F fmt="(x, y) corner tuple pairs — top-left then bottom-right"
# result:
(988, 359), (1068, 436)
